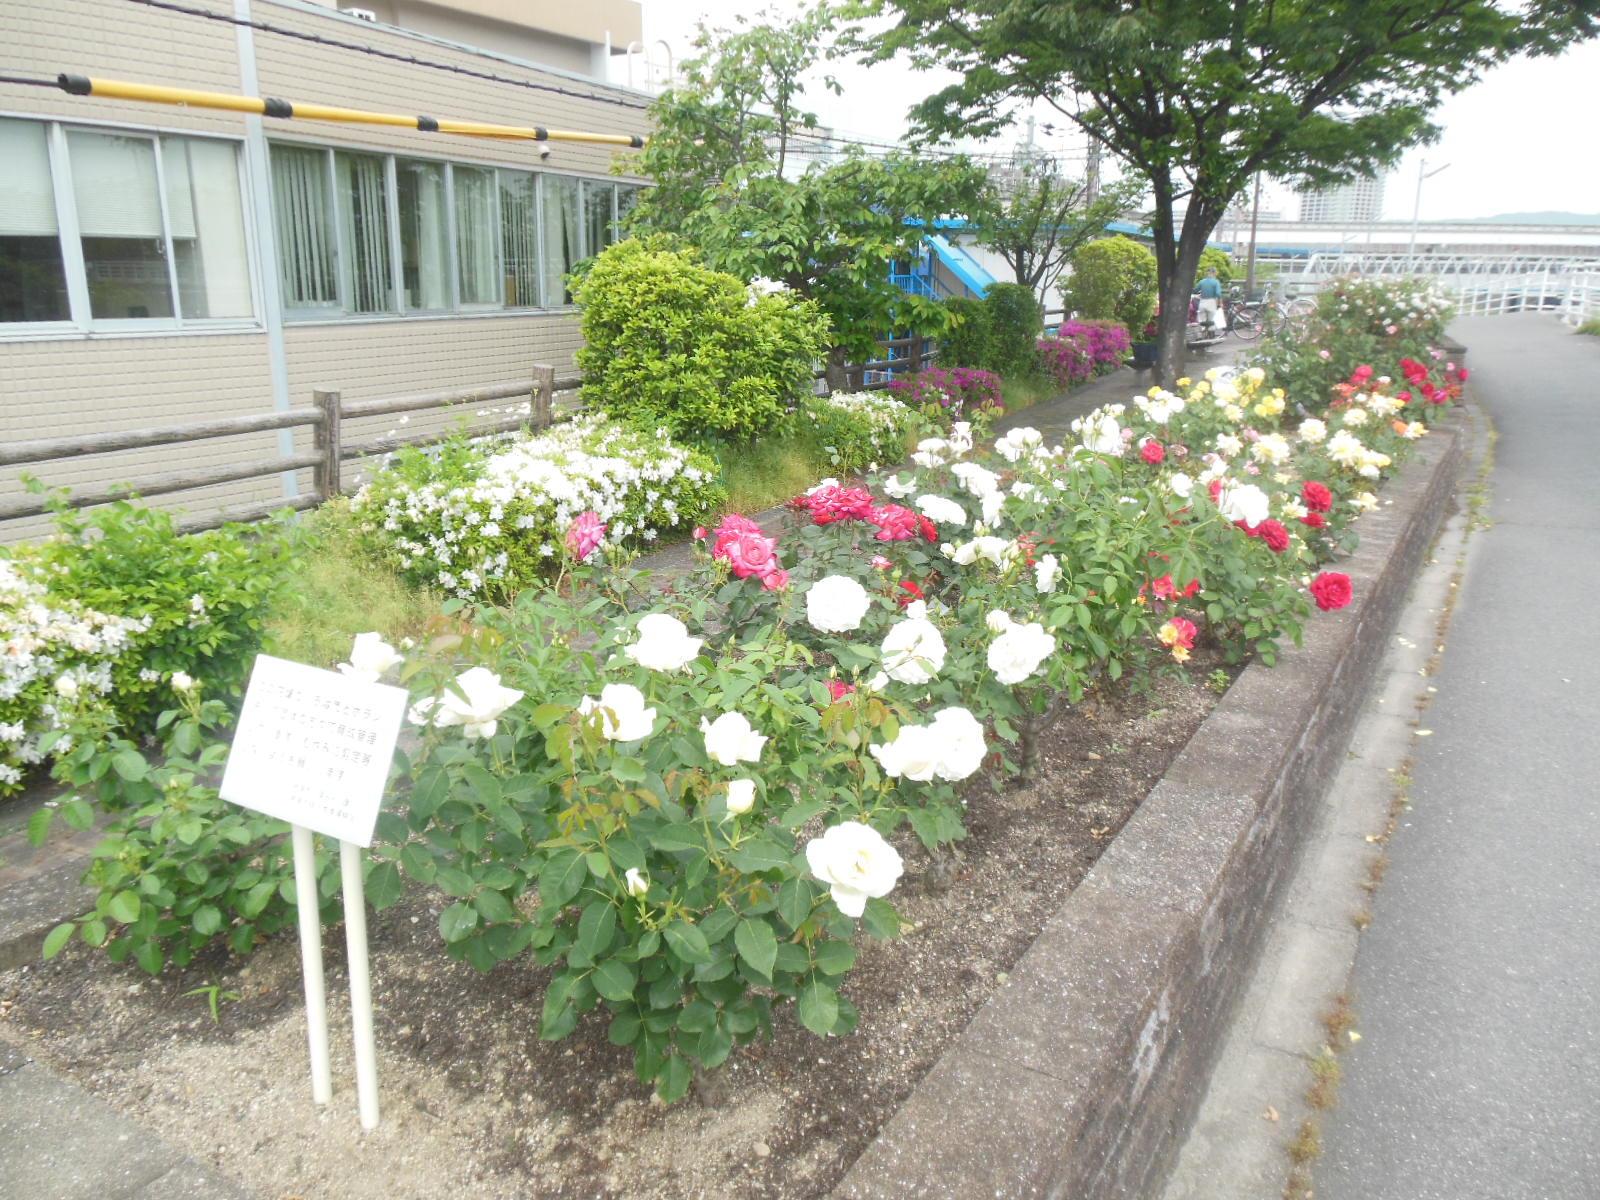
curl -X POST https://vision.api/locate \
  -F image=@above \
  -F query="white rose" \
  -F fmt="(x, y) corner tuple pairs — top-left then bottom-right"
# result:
(869, 724), (944, 781)
(1251, 434), (1291, 466)
(701, 712), (768, 766)
(725, 778), (756, 816)
(54, 674), (79, 699)
(1034, 553), (1061, 594)
(985, 609), (1014, 633)
(882, 473), (918, 499)
(1298, 418), (1327, 444)
(338, 631), (404, 682)
(625, 867), (649, 897)
(879, 611), (947, 684)
(806, 575), (872, 634)
(413, 666), (525, 739)
(948, 421), (974, 455)
(1216, 433), (1244, 458)
(1341, 406), (1369, 427)
(805, 821), (904, 918)
(979, 491), (1006, 527)
(987, 621), (1056, 686)
(916, 495), (967, 526)
(951, 462), (1001, 497)
(1217, 481), (1271, 527)
(1074, 410), (1124, 455)
(625, 613), (703, 672)
(929, 706), (986, 781)
(170, 671), (196, 693)
(577, 682), (656, 742)
(1169, 472), (1194, 499)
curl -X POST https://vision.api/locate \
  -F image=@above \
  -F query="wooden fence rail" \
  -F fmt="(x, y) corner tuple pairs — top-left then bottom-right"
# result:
(2, 333), (930, 536)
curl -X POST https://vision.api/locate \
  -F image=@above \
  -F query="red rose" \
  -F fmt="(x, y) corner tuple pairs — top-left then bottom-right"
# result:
(1141, 440), (1166, 465)
(1302, 481), (1333, 513)
(1207, 478), (1224, 503)
(1151, 574), (1176, 600)
(824, 679), (855, 702)
(1258, 519), (1290, 553)
(1310, 571), (1353, 612)
(869, 504), (919, 542)
(1300, 512), (1326, 529)
(897, 579), (925, 607)
(1351, 364), (1374, 384)
(1181, 578), (1202, 598)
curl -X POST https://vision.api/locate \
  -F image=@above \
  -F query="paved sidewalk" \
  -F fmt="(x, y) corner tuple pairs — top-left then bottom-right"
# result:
(1316, 316), (1600, 1198)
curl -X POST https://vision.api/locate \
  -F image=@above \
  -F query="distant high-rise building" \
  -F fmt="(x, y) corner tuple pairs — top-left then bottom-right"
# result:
(1298, 176), (1386, 223)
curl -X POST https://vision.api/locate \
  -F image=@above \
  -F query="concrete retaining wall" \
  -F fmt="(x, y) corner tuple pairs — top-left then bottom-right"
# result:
(837, 419), (1465, 1199)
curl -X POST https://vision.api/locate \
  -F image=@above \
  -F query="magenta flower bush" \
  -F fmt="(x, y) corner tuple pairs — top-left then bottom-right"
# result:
(887, 366), (1004, 423)
(1036, 320), (1131, 389)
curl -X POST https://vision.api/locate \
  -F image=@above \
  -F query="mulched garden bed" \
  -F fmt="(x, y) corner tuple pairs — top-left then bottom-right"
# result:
(0, 650), (1233, 1200)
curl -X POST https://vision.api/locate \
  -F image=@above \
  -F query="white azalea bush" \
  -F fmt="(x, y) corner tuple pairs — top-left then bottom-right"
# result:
(795, 390), (917, 475)
(350, 416), (726, 600)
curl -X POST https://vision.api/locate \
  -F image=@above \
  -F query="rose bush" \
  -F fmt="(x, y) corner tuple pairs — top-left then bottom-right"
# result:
(34, 276), (1459, 1108)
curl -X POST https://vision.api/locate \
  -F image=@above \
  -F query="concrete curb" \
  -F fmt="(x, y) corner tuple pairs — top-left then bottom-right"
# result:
(836, 419), (1465, 1199)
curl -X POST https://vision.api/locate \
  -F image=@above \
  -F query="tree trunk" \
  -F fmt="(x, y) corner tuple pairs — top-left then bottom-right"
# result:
(824, 345), (851, 392)
(1154, 213), (1215, 385)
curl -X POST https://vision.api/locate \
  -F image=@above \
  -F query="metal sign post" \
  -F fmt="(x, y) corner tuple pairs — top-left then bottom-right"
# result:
(220, 654), (406, 1130)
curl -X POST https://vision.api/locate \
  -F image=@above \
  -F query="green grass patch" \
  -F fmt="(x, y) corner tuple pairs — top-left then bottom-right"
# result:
(263, 503), (440, 668)
(1577, 318), (1600, 336)
(1000, 374), (1061, 419)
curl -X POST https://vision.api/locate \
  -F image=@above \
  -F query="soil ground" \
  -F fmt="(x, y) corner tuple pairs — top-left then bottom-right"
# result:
(0, 652), (1232, 1200)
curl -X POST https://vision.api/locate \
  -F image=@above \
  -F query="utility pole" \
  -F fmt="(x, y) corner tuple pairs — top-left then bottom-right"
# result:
(1244, 173), (1263, 296)
(1085, 138), (1102, 205)
(1407, 159), (1450, 266)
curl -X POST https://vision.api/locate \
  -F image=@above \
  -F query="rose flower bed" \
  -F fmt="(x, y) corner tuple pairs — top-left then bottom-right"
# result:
(6, 280), (1464, 1197)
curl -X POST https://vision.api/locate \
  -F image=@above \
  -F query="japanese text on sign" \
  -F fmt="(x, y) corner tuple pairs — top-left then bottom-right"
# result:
(220, 655), (407, 846)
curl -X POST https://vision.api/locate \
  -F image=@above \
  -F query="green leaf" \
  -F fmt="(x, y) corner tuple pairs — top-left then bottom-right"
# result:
(111, 749), (147, 781)
(655, 1053), (692, 1103)
(663, 920), (711, 964)
(135, 941), (164, 975)
(591, 958), (638, 1003)
(796, 979), (839, 1036)
(775, 879), (812, 931)
(439, 902), (479, 943)
(727, 837), (791, 874)
(42, 922), (75, 959)
(576, 900), (618, 958)
(399, 842), (437, 883)
(191, 905), (224, 936)
(473, 889), (515, 924)
(611, 756), (646, 783)
(80, 918), (109, 948)
(862, 897), (900, 940)
(650, 823), (704, 853)
(25, 807), (53, 847)
(812, 938), (856, 976)
(108, 890), (142, 924)
(408, 766), (449, 822)
(734, 918), (778, 981)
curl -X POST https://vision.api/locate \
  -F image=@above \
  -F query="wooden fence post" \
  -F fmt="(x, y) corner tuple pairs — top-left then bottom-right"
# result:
(532, 364), (555, 428)
(313, 388), (342, 501)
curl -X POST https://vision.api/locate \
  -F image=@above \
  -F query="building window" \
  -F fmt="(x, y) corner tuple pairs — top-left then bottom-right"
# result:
(499, 169), (539, 309)
(0, 117), (253, 331)
(335, 151), (393, 313)
(271, 143), (339, 313)
(541, 174), (581, 307)
(453, 165), (500, 306)
(266, 139), (643, 319)
(397, 158), (449, 311)
(0, 119), (70, 323)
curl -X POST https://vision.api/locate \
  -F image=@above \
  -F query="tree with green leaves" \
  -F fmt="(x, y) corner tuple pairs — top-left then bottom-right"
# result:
(873, 0), (1597, 379)
(971, 160), (1141, 296)
(627, 5), (987, 387)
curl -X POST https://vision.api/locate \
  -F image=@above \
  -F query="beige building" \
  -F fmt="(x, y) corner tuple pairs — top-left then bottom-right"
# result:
(0, 0), (650, 539)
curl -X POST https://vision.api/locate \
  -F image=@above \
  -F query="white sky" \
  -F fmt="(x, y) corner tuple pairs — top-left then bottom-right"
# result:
(631, 2), (1600, 223)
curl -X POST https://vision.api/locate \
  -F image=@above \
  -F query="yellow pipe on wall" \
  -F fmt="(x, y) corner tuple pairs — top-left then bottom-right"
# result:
(55, 74), (647, 148)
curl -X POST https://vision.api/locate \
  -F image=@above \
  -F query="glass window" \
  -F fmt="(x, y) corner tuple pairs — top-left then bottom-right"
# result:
(162, 137), (252, 319)
(335, 151), (393, 313)
(67, 130), (174, 320)
(271, 143), (338, 312)
(396, 158), (449, 311)
(541, 175), (581, 307)
(453, 165), (499, 306)
(583, 180), (615, 262)
(616, 184), (641, 236)
(499, 169), (538, 309)
(0, 119), (70, 322)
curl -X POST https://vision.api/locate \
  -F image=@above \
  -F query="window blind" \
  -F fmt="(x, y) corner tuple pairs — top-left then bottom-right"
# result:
(68, 131), (164, 238)
(0, 119), (59, 237)
(271, 144), (338, 308)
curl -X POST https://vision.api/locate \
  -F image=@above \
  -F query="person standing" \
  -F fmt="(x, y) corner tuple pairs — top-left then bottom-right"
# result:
(1196, 266), (1225, 334)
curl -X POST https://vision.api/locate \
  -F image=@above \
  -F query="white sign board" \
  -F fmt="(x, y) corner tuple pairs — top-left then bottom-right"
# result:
(220, 654), (407, 847)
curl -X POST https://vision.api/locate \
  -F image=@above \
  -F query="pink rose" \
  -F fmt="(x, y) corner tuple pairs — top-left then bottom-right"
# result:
(761, 568), (790, 592)
(719, 530), (780, 579)
(871, 555), (892, 571)
(824, 679), (855, 701)
(868, 504), (919, 542)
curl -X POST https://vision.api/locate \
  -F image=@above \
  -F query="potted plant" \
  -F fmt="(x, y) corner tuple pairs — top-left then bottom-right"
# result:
(1130, 314), (1159, 370)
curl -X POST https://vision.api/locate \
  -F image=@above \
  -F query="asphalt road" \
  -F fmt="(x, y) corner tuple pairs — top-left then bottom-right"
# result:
(1316, 316), (1600, 1199)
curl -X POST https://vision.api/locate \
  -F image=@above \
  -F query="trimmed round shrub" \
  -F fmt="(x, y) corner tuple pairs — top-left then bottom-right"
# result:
(1061, 235), (1159, 337)
(983, 283), (1045, 379)
(575, 237), (830, 441)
